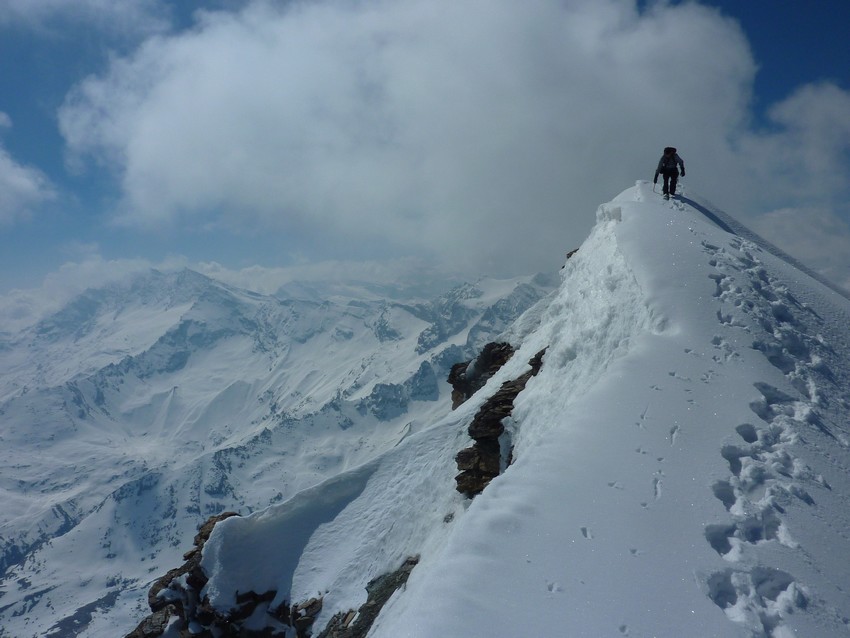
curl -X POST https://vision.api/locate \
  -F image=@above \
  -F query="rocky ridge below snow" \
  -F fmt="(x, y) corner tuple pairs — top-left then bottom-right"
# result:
(122, 338), (549, 637)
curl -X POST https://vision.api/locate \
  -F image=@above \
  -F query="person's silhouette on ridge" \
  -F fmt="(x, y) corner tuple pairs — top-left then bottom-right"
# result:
(654, 147), (685, 200)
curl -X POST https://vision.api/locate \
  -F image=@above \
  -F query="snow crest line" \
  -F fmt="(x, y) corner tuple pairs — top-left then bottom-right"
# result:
(370, 197), (662, 637)
(506, 202), (654, 455)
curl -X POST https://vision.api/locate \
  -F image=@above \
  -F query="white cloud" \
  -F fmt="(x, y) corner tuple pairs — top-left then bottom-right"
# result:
(712, 82), (850, 288)
(0, 253), (188, 332)
(0, 254), (445, 333)
(721, 83), (850, 206)
(0, 113), (56, 225)
(56, 0), (850, 281)
(751, 206), (850, 293)
(195, 258), (456, 296)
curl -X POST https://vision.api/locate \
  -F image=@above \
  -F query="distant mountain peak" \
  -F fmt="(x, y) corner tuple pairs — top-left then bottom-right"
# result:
(0, 267), (553, 637)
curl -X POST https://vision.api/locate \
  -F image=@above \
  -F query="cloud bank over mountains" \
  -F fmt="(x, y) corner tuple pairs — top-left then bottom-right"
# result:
(2, 0), (849, 286)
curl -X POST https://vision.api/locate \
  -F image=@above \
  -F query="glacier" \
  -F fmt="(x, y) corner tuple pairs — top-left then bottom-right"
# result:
(3, 180), (850, 637)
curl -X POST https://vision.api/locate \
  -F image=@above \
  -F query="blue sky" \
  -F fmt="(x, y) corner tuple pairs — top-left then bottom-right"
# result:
(1, 0), (849, 300)
(708, 1), (849, 113)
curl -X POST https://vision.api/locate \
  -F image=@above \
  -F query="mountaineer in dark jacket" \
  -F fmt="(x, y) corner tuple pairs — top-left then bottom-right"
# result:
(654, 147), (685, 199)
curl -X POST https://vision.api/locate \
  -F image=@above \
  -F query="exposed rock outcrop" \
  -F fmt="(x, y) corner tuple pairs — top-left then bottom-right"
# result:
(126, 511), (239, 637)
(125, 605), (180, 638)
(124, 343), (541, 635)
(317, 556), (419, 638)
(293, 597), (324, 637)
(455, 348), (546, 498)
(358, 361), (440, 421)
(448, 341), (515, 409)
(127, 512), (417, 638)
(561, 248), (579, 268)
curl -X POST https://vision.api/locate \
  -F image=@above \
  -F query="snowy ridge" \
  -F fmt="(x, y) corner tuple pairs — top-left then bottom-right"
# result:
(201, 181), (850, 637)
(198, 193), (654, 624)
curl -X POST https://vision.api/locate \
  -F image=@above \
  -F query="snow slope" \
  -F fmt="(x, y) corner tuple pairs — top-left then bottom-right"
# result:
(201, 182), (850, 637)
(0, 268), (553, 637)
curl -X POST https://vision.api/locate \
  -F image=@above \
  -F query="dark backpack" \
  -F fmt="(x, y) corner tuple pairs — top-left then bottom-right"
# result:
(660, 147), (678, 170)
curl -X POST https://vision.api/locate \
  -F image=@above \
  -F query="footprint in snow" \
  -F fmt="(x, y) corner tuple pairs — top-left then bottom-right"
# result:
(669, 424), (680, 446)
(704, 505), (784, 558)
(711, 480), (736, 511)
(635, 405), (650, 429)
(668, 370), (691, 381)
(652, 476), (662, 500)
(700, 369), (717, 383)
(709, 273), (731, 299)
(735, 423), (758, 444)
(706, 567), (807, 636)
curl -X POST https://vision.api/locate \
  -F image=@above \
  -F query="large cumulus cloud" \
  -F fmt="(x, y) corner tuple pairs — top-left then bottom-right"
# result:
(57, 0), (850, 279)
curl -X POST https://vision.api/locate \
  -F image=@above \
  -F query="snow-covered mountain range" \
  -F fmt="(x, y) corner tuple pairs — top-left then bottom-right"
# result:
(4, 180), (850, 637)
(0, 265), (554, 637)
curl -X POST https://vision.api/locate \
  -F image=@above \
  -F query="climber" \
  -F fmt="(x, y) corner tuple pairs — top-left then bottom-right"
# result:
(654, 147), (685, 200)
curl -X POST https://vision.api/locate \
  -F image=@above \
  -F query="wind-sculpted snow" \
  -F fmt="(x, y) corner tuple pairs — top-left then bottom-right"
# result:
(0, 268), (550, 637)
(199, 200), (655, 630)
(200, 182), (850, 638)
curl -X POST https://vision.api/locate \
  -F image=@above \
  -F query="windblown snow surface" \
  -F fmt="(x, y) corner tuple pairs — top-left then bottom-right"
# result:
(202, 182), (850, 638)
